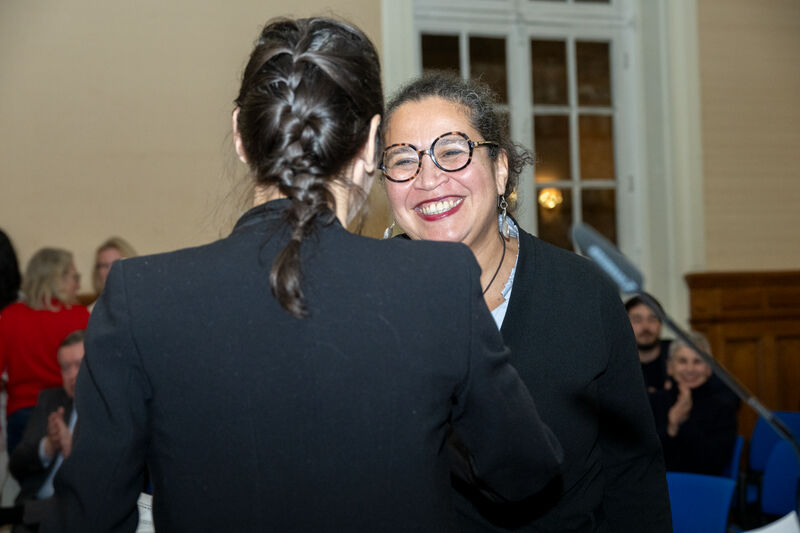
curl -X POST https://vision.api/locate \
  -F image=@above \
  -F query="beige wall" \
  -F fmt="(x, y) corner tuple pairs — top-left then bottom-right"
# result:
(0, 0), (385, 288)
(698, 0), (800, 270)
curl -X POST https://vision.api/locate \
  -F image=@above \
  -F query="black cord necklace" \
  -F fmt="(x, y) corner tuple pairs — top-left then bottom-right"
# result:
(482, 235), (507, 296)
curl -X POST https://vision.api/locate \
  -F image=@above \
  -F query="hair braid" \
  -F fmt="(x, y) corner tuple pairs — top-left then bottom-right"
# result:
(235, 18), (383, 317)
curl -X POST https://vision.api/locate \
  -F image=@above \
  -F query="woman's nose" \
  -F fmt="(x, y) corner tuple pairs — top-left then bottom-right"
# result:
(413, 153), (448, 191)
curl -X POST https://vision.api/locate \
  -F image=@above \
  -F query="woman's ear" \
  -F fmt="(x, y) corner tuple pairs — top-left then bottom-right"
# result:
(362, 114), (382, 175)
(494, 149), (509, 196)
(352, 114), (382, 188)
(232, 108), (248, 165)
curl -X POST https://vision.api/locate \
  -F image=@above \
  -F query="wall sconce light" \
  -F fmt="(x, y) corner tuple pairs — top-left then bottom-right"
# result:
(538, 188), (563, 210)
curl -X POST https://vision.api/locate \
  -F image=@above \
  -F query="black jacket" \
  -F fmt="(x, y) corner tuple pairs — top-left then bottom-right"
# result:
(454, 227), (672, 532)
(9, 387), (72, 502)
(43, 200), (562, 533)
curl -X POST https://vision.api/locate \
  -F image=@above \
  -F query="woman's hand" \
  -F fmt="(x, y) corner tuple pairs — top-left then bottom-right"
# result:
(666, 384), (692, 437)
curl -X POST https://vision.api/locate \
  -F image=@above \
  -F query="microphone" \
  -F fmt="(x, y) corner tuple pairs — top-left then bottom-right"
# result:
(571, 223), (643, 293)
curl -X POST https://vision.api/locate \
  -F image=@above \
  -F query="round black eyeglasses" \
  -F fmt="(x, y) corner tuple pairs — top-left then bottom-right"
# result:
(381, 131), (498, 183)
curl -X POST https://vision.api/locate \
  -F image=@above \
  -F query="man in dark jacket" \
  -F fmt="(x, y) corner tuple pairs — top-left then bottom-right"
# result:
(6, 330), (83, 531)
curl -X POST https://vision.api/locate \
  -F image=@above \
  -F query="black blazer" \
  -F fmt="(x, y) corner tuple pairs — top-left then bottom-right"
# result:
(453, 227), (671, 532)
(44, 200), (562, 533)
(9, 387), (73, 502)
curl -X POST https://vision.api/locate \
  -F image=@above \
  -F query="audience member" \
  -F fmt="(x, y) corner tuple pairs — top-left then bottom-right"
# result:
(381, 72), (670, 531)
(0, 248), (89, 453)
(2, 331), (84, 533)
(43, 17), (561, 532)
(626, 294), (672, 393)
(92, 237), (136, 296)
(651, 331), (739, 475)
(0, 228), (21, 313)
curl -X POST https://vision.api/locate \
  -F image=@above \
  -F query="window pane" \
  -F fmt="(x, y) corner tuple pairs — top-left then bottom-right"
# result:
(534, 115), (570, 183)
(582, 189), (617, 244)
(579, 115), (615, 180)
(421, 34), (459, 73)
(470, 37), (507, 103)
(537, 187), (572, 250)
(576, 41), (611, 106)
(531, 40), (567, 105)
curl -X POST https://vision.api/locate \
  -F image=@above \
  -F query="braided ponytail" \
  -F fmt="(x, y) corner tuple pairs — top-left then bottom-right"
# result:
(234, 18), (383, 317)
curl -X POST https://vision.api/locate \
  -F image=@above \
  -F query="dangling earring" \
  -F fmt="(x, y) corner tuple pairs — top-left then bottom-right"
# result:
(382, 221), (396, 240)
(499, 195), (510, 239)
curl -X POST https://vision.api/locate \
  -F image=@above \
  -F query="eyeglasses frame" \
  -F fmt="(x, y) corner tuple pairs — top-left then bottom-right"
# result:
(380, 131), (498, 183)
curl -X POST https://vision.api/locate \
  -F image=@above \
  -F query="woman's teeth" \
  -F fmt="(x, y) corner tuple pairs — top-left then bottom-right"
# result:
(419, 198), (462, 215)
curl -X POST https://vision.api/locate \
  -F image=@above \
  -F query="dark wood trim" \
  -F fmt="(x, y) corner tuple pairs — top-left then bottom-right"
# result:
(686, 271), (800, 438)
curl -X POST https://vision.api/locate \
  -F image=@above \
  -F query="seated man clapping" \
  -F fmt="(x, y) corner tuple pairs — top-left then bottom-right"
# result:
(3, 330), (83, 531)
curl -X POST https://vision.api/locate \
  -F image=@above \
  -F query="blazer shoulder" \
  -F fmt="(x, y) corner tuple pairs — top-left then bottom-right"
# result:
(375, 237), (480, 287)
(121, 240), (224, 270)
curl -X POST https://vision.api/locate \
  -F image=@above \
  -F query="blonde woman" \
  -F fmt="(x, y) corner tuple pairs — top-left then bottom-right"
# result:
(92, 236), (137, 296)
(0, 248), (89, 452)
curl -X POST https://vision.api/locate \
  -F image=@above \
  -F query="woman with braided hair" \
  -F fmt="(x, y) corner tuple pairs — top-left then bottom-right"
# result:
(44, 17), (561, 532)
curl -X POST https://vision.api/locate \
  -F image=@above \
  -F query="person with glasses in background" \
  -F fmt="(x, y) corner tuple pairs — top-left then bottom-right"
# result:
(0, 248), (89, 454)
(626, 294), (673, 394)
(42, 18), (562, 532)
(86, 236), (137, 309)
(381, 72), (671, 533)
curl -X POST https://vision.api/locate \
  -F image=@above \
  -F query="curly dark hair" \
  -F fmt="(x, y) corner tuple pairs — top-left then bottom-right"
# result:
(234, 17), (383, 318)
(385, 72), (533, 215)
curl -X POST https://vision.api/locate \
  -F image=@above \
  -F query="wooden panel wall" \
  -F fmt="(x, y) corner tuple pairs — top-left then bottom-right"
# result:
(686, 271), (800, 437)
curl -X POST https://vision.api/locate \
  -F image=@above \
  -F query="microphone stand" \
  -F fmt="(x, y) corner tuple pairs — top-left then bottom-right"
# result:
(571, 223), (800, 516)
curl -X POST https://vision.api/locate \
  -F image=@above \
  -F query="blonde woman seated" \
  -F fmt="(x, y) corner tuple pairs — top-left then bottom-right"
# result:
(651, 331), (739, 475)
(0, 248), (89, 453)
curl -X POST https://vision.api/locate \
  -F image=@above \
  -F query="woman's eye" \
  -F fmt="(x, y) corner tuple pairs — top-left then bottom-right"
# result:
(390, 157), (418, 169)
(387, 150), (419, 167)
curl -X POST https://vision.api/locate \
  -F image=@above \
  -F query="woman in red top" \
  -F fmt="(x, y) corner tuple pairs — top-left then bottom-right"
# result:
(0, 247), (89, 452)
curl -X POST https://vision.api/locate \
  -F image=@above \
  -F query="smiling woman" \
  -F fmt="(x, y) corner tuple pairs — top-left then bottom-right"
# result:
(382, 72), (672, 532)
(651, 331), (740, 476)
(383, 95), (516, 309)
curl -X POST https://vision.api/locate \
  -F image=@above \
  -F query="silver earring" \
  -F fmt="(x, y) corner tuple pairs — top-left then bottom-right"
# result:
(382, 221), (396, 240)
(499, 195), (510, 239)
